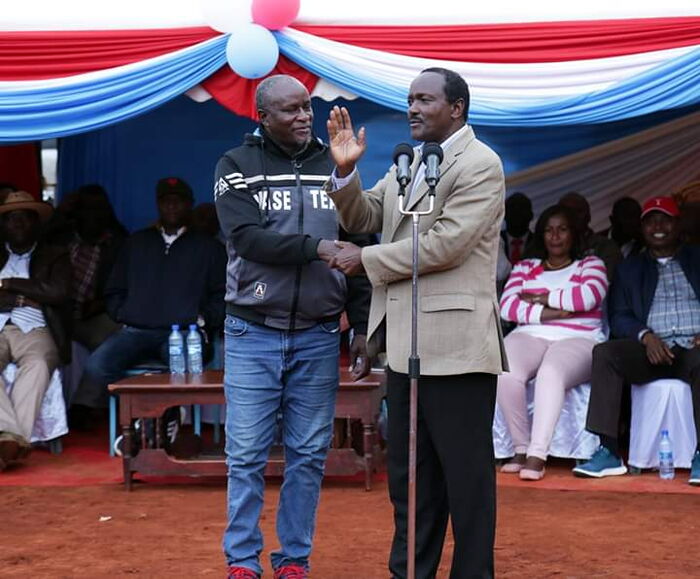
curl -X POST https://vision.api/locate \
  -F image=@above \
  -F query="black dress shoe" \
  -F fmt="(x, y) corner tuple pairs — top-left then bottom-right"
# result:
(0, 432), (22, 465)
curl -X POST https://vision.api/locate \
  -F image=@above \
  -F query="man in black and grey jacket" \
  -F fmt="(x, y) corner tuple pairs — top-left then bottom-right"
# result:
(215, 75), (370, 579)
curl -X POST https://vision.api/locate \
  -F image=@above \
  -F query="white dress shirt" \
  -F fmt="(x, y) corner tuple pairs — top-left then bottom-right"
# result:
(0, 244), (46, 333)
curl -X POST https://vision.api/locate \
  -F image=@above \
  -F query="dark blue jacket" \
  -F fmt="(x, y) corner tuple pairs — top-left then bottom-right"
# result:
(105, 227), (226, 332)
(609, 245), (700, 339)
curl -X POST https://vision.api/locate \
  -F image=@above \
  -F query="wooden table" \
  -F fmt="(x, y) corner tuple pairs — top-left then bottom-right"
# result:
(108, 369), (385, 491)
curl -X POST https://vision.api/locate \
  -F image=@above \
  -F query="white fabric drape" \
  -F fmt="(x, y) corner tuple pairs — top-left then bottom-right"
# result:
(280, 28), (698, 101)
(3, 0), (700, 29)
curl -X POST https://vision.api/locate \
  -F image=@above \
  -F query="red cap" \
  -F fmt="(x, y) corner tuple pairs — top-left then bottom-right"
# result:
(641, 196), (680, 219)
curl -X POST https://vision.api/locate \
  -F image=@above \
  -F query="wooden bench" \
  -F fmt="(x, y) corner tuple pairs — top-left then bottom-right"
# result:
(108, 369), (385, 491)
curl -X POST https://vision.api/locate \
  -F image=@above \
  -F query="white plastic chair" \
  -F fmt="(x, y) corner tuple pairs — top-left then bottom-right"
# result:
(628, 379), (697, 469)
(493, 381), (600, 460)
(3, 364), (67, 451)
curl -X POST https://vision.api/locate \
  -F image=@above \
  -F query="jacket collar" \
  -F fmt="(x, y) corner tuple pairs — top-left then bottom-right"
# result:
(404, 125), (475, 213)
(245, 127), (327, 161)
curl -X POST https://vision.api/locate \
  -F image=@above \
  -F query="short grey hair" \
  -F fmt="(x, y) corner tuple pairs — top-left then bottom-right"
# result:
(256, 75), (307, 112)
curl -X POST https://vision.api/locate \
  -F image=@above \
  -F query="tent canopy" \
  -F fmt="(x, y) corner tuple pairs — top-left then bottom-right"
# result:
(2, 1), (700, 230)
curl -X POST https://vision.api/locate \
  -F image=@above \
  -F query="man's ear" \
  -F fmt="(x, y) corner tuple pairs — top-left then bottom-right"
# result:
(258, 109), (268, 126)
(451, 98), (465, 120)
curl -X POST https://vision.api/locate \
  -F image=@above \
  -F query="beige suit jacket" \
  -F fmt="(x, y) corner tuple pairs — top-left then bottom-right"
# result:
(327, 125), (508, 376)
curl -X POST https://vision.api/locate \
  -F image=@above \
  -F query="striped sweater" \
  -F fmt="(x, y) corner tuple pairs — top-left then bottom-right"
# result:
(500, 256), (608, 341)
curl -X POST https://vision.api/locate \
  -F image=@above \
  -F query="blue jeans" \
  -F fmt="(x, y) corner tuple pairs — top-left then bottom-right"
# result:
(72, 326), (170, 408)
(222, 315), (340, 575)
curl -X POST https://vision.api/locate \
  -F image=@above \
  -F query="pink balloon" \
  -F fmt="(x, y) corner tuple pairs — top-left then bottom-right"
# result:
(251, 0), (300, 30)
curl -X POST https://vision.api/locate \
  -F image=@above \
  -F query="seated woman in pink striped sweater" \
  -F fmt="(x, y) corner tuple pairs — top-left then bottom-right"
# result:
(498, 204), (608, 481)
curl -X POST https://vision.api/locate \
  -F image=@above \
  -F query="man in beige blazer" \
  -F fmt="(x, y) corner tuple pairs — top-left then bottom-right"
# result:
(324, 68), (507, 579)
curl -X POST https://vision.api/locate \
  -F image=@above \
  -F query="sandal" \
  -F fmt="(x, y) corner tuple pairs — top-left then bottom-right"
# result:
(519, 467), (545, 481)
(500, 454), (526, 473)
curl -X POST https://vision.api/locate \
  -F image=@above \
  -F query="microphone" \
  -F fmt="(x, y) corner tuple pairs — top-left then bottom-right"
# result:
(392, 143), (415, 190)
(421, 142), (443, 189)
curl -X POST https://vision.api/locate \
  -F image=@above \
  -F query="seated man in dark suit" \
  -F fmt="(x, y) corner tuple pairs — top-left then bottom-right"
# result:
(0, 191), (72, 470)
(603, 197), (643, 258)
(69, 178), (226, 428)
(573, 196), (700, 485)
(45, 184), (128, 352)
(501, 191), (533, 265)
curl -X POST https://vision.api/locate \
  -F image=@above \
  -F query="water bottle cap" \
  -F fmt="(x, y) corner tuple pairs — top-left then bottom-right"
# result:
(189, 324), (197, 330)
(171, 324), (179, 331)
(661, 429), (669, 436)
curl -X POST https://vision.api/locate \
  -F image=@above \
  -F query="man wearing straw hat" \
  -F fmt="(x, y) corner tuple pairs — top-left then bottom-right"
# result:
(0, 191), (72, 470)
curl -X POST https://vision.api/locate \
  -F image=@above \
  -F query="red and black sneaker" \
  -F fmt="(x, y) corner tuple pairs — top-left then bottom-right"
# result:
(273, 564), (308, 579)
(227, 566), (260, 579)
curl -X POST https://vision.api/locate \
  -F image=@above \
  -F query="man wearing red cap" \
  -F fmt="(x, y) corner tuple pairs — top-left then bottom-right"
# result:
(574, 196), (700, 485)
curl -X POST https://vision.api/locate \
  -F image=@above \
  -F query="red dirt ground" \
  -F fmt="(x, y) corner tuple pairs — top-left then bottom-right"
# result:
(2, 436), (700, 578)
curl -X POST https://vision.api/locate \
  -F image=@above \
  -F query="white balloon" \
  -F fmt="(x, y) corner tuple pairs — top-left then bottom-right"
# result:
(199, 0), (253, 33)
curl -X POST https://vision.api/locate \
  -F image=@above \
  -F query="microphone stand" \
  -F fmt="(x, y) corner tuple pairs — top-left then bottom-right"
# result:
(397, 182), (436, 579)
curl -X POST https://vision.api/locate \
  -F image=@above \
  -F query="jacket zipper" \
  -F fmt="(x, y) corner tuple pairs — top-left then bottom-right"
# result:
(289, 159), (304, 332)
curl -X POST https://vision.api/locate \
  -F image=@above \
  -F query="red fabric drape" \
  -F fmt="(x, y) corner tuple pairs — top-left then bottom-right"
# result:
(294, 17), (700, 63)
(0, 144), (42, 199)
(4, 17), (699, 121)
(0, 27), (218, 80)
(2, 16), (700, 82)
(201, 56), (318, 120)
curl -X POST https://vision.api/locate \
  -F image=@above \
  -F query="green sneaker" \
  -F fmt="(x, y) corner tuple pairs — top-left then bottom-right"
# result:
(573, 446), (627, 478)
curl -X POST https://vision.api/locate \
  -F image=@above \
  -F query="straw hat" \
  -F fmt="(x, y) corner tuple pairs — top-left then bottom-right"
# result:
(0, 190), (54, 223)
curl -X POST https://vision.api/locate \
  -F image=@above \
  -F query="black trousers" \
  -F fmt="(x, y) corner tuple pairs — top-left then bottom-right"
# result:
(586, 340), (700, 444)
(386, 368), (497, 579)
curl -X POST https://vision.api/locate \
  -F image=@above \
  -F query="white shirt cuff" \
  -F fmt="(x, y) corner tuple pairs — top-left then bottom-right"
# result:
(330, 167), (357, 191)
(530, 303), (545, 324)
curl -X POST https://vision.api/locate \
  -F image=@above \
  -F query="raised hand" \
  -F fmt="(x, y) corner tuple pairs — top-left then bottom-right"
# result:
(326, 106), (367, 177)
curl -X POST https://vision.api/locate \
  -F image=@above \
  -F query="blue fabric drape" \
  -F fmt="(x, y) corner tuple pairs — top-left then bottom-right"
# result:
(57, 95), (699, 232)
(0, 37), (227, 143)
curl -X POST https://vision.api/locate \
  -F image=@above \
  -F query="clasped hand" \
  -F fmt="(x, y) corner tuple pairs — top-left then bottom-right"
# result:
(317, 240), (364, 276)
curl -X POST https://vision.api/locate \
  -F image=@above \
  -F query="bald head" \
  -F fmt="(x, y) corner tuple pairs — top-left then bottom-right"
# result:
(256, 75), (314, 156)
(256, 75), (308, 113)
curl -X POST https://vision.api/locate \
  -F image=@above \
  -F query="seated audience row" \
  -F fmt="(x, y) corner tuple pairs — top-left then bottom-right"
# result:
(0, 178), (226, 470)
(1, 178), (697, 482)
(497, 194), (700, 485)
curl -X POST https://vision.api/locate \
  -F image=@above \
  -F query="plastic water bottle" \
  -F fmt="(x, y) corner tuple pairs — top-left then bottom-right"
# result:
(186, 324), (203, 375)
(168, 324), (185, 375)
(658, 429), (675, 480)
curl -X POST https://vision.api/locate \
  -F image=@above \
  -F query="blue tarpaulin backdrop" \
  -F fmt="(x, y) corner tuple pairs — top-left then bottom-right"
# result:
(57, 96), (700, 232)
